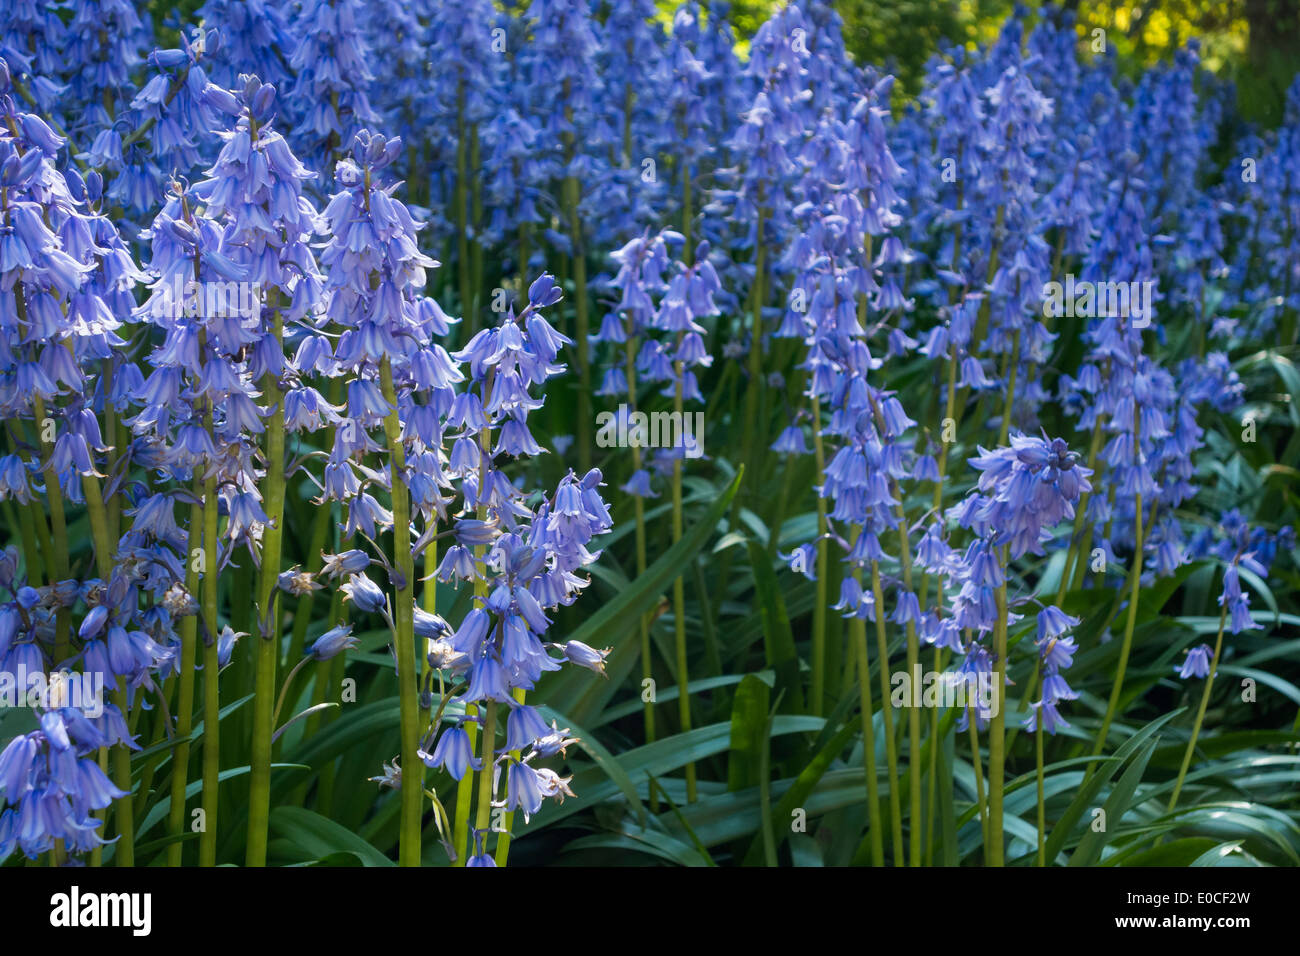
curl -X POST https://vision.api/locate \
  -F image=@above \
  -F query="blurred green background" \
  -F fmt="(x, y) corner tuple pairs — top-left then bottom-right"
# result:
(744, 0), (1298, 125)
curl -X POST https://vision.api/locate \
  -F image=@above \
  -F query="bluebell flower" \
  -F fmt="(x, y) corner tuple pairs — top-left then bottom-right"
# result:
(560, 640), (610, 677)
(341, 574), (386, 615)
(1176, 644), (1214, 680)
(505, 704), (553, 751)
(308, 625), (358, 662)
(423, 725), (482, 781)
(506, 760), (545, 823)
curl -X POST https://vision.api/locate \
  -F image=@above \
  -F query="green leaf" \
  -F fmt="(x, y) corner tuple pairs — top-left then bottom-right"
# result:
(741, 714), (860, 866)
(595, 671), (775, 727)
(269, 806), (396, 866)
(561, 829), (708, 866)
(130, 763), (309, 844)
(1218, 666), (1300, 708)
(1044, 709), (1182, 863)
(1103, 837), (1219, 867)
(746, 539), (804, 712)
(728, 674), (771, 791)
(1068, 738), (1157, 866)
(1190, 841), (1265, 867)
(1164, 803), (1300, 864)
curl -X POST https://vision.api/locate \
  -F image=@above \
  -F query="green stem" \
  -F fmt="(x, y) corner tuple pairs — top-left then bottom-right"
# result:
(810, 396), (828, 717)
(166, 497), (203, 865)
(1003, 667), (1040, 756)
(474, 700), (498, 837)
(83, 474), (133, 867)
(271, 655), (313, 730)
(199, 454), (220, 865)
(866, 386), (924, 867)
(109, 686), (135, 866)
(851, 557), (884, 866)
(967, 717), (990, 853)
(492, 686), (527, 866)
(919, 344), (959, 616)
(672, 362), (695, 802)
(381, 356), (424, 866)
(626, 334), (656, 764)
(896, 523), (923, 868)
(869, 562), (905, 865)
(1036, 713), (1046, 866)
(1091, 405), (1147, 760)
(924, 644), (945, 866)
(455, 377), (495, 864)
(988, 555), (1009, 867)
(246, 310), (287, 867)
(33, 396), (69, 663)
(1167, 601), (1229, 812)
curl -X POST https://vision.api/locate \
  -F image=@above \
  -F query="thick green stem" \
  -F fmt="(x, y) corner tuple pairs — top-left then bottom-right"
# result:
(199, 458), (220, 865)
(672, 363), (695, 802)
(166, 497), (203, 865)
(869, 562), (905, 865)
(246, 311), (287, 867)
(988, 566), (1009, 867)
(626, 335), (655, 757)
(967, 717), (990, 852)
(84, 474), (133, 866)
(895, 522), (923, 868)
(33, 396), (69, 663)
(492, 685), (527, 866)
(381, 357), (424, 866)
(810, 396), (828, 717)
(919, 345), (959, 616)
(109, 686), (135, 866)
(455, 378), (495, 864)
(851, 554), (884, 866)
(474, 700), (497, 836)
(866, 386), (924, 867)
(1036, 712), (1046, 866)
(924, 644), (945, 865)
